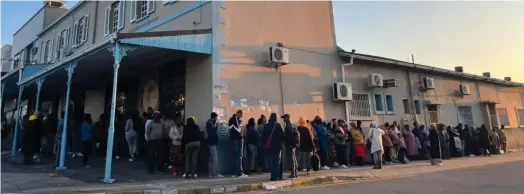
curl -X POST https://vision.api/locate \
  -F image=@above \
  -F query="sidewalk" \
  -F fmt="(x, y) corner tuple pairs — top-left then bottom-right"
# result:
(5, 152), (522, 194)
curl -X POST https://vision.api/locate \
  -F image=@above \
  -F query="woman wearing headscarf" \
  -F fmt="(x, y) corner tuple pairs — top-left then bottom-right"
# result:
(490, 127), (500, 155)
(297, 117), (314, 174)
(349, 122), (365, 166)
(257, 116), (268, 172)
(390, 124), (407, 164)
(447, 125), (462, 157)
(182, 117), (201, 178)
(438, 125), (450, 160)
(478, 124), (491, 156)
(402, 124), (419, 160)
(365, 121), (384, 169)
(460, 125), (474, 156)
(381, 123), (393, 164)
(262, 113), (285, 181)
(428, 124), (442, 165)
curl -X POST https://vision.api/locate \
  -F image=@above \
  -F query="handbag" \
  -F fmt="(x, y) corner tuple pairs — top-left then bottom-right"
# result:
(264, 123), (277, 149)
(311, 142), (320, 171)
(366, 128), (374, 151)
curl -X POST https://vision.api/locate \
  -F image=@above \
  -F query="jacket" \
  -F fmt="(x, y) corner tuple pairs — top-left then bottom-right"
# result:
(350, 128), (365, 144)
(228, 115), (242, 141)
(81, 122), (93, 142)
(297, 125), (314, 152)
(169, 124), (184, 145)
(246, 124), (259, 145)
(146, 121), (164, 141)
(182, 124), (201, 145)
(313, 124), (329, 149)
(381, 128), (393, 147)
(206, 119), (219, 146)
(332, 126), (346, 145)
(284, 121), (299, 147)
(261, 113), (285, 151)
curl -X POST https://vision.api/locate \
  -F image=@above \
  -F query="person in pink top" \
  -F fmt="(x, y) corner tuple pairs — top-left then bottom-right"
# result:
(402, 124), (419, 159)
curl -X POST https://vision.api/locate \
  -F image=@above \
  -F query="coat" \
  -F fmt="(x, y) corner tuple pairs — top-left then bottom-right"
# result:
(402, 128), (419, 156)
(297, 125), (314, 152)
(365, 127), (385, 154)
(381, 128), (393, 147)
(428, 128), (441, 159)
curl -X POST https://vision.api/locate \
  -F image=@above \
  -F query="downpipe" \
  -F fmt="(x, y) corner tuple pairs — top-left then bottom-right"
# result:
(341, 56), (354, 122)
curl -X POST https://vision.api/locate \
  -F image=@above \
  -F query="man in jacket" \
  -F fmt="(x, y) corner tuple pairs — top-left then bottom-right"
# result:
(282, 114), (299, 178)
(312, 116), (330, 170)
(207, 112), (223, 178)
(229, 110), (247, 178)
(262, 113), (285, 181)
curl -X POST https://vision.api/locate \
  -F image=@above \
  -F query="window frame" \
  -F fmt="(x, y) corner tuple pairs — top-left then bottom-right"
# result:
(414, 100), (421, 114)
(385, 94), (395, 114)
(131, 0), (155, 23)
(73, 15), (89, 48)
(497, 108), (510, 126)
(350, 92), (373, 119)
(374, 93), (385, 114)
(402, 98), (410, 114)
(516, 107), (524, 127)
(458, 106), (474, 126)
(43, 40), (50, 63)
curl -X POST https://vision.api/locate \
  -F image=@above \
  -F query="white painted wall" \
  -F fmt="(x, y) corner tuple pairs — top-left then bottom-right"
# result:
(84, 90), (105, 122)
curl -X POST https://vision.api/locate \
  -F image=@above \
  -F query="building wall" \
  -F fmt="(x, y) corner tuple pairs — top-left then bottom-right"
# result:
(185, 54), (213, 127)
(43, 7), (69, 29)
(84, 89), (105, 123)
(215, 1), (338, 122)
(1, 45), (12, 72)
(11, 8), (45, 56)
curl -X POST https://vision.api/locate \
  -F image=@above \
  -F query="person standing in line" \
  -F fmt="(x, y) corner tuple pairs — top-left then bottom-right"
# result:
(495, 125), (507, 153)
(256, 116), (268, 173)
(365, 121), (384, 169)
(393, 125), (408, 164)
(438, 125), (450, 159)
(81, 114), (93, 167)
(297, 117), (314, 175)
(262, 113), (285, 181)
(125, 112), (138, 161)
(402, 124), (419, 160)
(333, 120), (348, 168)
(282, 114), (299, 179)
(312, 116), (330, 170)
(245, 118), (259, 174)
(168, 114), (184, 175)
(489, 127), (500, 155)
(23, 112), (43, 165)
(349, 122), (366, 166)
(162, 114), (176, 168)
(206, 112), (224, 178)
(381, 123), (394, 164)
(229, 110), (248, 178)
(182, 117), (201, 178)
(145, 111), (165, 174)
(429, 124), (442, 165)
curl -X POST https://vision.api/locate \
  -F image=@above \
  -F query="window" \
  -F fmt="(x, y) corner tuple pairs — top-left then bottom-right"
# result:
(43, 40), (51, 63)
(414, 100), (421, 114)
(350, 93), (372, 117)
(428, 105), (440, 124)
(163, 0), (177, 5)
(517, 108), (524, 126)
(403, 99), (410, 114)
(73, 15), (89, 47)
(458, 106), (474, 126)
(56, 29), (66, 60)
(104, 1), (125, 36)
(374, 94), (384, 113)
(497, 108), (510, 126)
(385, 95), (394, 113)
(130, 0), (155, 22)
(13, 54), (20, 70)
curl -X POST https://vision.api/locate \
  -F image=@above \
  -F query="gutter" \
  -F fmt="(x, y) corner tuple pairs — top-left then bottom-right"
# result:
(18, 36), (115, 86)
(341, 56), (354, 122)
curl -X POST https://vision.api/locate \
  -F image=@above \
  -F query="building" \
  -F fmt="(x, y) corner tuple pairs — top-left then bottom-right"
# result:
(1, 0), (523, 181)
(1, 44), (13, 75)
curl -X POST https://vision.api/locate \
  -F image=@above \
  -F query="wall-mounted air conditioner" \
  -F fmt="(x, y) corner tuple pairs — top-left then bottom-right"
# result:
(333, 82), (353, 101)
(269, 46), (290, 65)
(423, 77), (435, 90)
(459, 84), (471, 95)
(368, 73), (383, 88)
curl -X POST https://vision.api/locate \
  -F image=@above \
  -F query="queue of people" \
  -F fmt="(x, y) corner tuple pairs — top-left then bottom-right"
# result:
(13, 108), (509, 182)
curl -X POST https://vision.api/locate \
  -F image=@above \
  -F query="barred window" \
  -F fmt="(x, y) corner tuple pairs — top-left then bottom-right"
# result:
(350, 93), (372, 117)
(497, 108), (510, 126)
(458, 106), (474, 126)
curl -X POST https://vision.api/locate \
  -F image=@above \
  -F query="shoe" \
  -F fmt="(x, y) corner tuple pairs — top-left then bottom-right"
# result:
(83, 164), (91, 168)
(193, 174), (198, 178)
(287, 175), (296, 179)
(237, 174), (248, 178)
(333, 162), (340, 168)
(18, 148), (22, 152)
(341, 165), (349, 169)
(182, 174), (188, 178)
(168, 165), (172, 169)
(307, 170), (312, 175)
(115, 156), (120, 159)
(469, 154), (475, 157)
(301, 169), (307, 172)
(129, 158), (134, 162)
(321, 166), (330, 170)
(231, 175), (237, 178)
(77, 153), (84, 157)
(216, 174), (224, 178)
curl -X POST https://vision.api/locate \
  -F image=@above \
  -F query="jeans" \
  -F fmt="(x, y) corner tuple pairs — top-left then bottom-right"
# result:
(398, 147), (407, 163)
(335, 144), (347, 166)
(232, 140), (244, 176)
(258, 145), (268, 172)
(208, 145), (219, 176)
(372, 151), (383, 168)
(266, 150), (281, 180)
(125, 133), (137, 158)
(345, 142), (352, 166)
(147, 140), (164, 173)
(82, 141), (92, 165)
(247, 144), (258, 172)
(184, 142), (201, 175)
(318, 147), (329, 167)
(286, 147), (297, 177)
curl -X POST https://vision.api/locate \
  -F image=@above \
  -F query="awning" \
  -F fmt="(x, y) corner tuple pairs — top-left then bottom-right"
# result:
(118, 29), (212, 54)
(21, 64), (50, 81)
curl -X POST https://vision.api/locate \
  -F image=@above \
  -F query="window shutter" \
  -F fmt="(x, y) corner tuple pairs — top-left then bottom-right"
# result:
(64, 27), (69, 48)
(147, 0), (155, 14)
(130, 0), (137, 23)
(55, 33), (61, 60)
(104, 6), (110, 36)
(72, 22), (78, 47)
(118, 1), (125, 30)
(82, 14), (89, 42)
(48, 38), (54, 62)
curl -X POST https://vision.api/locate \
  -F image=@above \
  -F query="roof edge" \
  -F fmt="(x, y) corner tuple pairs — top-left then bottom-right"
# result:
(37, 1), (87, 37)
(338, 50), (524, 87)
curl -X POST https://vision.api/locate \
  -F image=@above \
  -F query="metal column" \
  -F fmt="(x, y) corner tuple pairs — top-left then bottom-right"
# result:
(57, 62), (76, 170)
(11, 85), (25, 157)
(103, 42), (133, 183)
(35, 78), (45, 112)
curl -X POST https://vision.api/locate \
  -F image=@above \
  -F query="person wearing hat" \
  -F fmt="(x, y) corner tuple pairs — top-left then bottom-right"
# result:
(23, 111), (45, 165)
(282, 114), (299, 179)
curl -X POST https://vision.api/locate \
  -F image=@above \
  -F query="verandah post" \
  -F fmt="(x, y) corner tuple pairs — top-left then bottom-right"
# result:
(57, 62), (76, 170)
(35, 77), (45, 112)
(11, 85), (25, 157)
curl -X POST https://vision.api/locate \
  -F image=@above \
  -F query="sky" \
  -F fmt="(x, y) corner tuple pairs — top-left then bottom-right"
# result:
(1, 1), (523, 82)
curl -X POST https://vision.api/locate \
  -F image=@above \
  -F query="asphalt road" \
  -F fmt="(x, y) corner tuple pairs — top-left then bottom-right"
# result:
(274, 160), (524, 194)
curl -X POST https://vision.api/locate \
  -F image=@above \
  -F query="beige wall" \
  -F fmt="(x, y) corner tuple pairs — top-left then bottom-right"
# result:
(84, 89), (105, 123)
(185, 54), (213, 127)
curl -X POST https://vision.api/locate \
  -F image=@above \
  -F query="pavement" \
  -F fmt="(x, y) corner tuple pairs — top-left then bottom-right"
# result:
(271, 159), (524, 194)
(2, 151), (524, 193)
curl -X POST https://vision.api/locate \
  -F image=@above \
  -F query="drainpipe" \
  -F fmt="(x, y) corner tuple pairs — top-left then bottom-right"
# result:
(341, 56), (354, 122)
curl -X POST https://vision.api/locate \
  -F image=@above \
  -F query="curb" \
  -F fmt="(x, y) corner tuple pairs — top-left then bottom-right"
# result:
(80, 175), (342, 194)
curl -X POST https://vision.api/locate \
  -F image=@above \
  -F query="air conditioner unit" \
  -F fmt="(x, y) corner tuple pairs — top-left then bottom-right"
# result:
(333, 82), (353, 101)
(368, 73), (383, 88)
(269, 46), (290, 64)
(31, 47), (38, 55)
(423, 77), (435, 90)
(459, 84), (471, 95)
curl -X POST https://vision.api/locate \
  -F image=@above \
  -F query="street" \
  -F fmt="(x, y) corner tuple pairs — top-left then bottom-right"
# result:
(273, 160), (524, 194)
